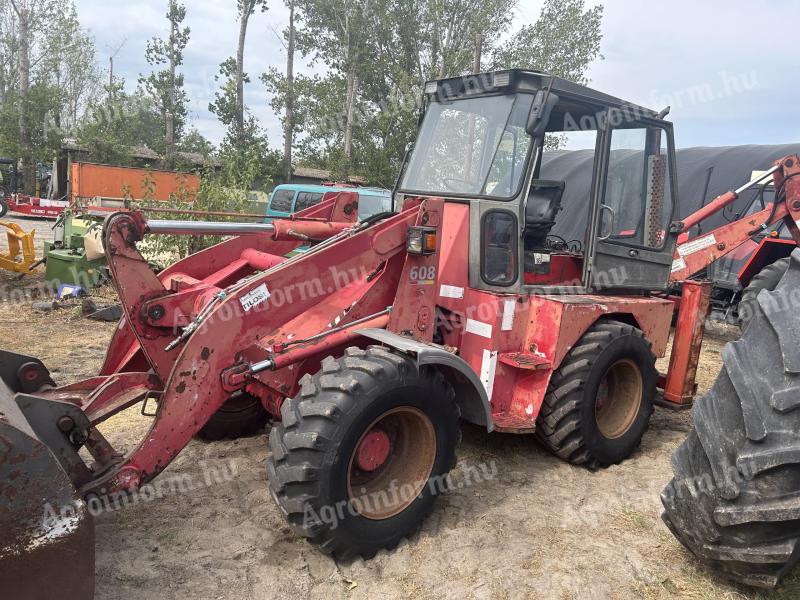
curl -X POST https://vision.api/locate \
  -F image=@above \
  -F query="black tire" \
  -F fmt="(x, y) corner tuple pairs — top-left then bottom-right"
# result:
(738, 257), (790, 329)
(196, 392), (269, 441)
(662, 250), (800, 588)
(0, 198), (8, 218)
(535, 319), (657, 469)
(267, 346), (460, 560)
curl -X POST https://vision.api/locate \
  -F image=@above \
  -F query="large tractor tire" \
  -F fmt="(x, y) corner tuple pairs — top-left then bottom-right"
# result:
(196, 392), (269, 441)
(662, 250), (800, 588)
(738, 257), (790, 329)
(535, 319), (657, 469)
(267, 346), (460, 559)
(0, 197), (8, 218)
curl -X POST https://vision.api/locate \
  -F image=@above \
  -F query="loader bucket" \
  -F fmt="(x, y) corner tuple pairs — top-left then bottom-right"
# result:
(0, 351), (94, 600)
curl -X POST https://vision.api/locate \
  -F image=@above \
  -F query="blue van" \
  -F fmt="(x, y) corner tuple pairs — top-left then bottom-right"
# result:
(265, 184), (392, 221)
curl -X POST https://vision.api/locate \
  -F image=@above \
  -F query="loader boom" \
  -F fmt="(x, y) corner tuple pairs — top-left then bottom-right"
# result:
(0, 191), (439, 499)
(670, 157), (800, 281)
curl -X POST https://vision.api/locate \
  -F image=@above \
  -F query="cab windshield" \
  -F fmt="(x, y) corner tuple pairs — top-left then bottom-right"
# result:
(399, 94), (535, 199)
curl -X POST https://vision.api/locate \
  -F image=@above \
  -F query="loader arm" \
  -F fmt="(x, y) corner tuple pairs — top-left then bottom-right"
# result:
(669, 156), (800, 282)
(1, 194), (441, 504)
(659, 155), (800, 405)
(100, 191), (359, 375)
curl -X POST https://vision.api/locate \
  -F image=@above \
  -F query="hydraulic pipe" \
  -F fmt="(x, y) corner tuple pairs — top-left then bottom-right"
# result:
(680, 166), (779, 232)
(249, 308), (393, 374)
(146, 220), (275, 236)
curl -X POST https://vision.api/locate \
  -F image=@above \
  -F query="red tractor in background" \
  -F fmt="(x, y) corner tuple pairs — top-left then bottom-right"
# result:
(1, 70), (798, 598)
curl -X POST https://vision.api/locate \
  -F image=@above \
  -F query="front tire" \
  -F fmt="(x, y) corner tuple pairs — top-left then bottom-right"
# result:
(267, 346), (460, 559)
(535, 319), (657, 469)
(196, 392), (269, 441)
(0, 198), (8, 218)
(662, 250), (800, 588)
(738, 257), (790, 329)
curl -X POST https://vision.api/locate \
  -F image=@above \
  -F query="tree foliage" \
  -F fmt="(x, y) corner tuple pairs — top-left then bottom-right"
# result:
(76, 80), (165, 166)
(491, 0), (603, 84)
(138, 0), (190, 166)
(263, 0), (603, 186)
(0, 0), (100, 191)
(0, 0), (604, 200)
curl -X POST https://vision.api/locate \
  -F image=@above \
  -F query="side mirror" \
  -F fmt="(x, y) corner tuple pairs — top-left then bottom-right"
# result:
(526, 91), (560, 138)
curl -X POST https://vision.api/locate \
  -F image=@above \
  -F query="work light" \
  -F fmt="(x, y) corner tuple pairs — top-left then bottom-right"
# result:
(406, 226), (437, 255)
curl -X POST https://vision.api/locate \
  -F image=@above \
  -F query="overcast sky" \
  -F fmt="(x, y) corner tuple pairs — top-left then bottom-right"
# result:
(74, 0), (800, 150)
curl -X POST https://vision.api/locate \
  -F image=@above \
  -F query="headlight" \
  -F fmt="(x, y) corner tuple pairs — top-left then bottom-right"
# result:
(406, 226), (437, 255)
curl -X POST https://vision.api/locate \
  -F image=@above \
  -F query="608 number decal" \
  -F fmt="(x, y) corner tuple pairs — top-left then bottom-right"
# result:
(410, 265), (436, 282)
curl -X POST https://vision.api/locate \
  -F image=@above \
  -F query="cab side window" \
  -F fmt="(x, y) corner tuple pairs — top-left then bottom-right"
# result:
(601, 126), (673, 250)
(481, 210), (518, 286)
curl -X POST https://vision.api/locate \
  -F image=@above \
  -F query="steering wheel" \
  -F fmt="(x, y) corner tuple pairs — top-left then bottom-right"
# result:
(442, 177), (475, 193)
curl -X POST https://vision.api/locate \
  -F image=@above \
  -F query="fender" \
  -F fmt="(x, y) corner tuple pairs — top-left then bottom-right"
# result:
(738, 237), (797, 287)
(357, 328), (494, 431)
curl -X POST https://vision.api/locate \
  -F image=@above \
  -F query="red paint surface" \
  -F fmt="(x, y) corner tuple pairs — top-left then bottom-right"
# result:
(356, 429), (391, 471)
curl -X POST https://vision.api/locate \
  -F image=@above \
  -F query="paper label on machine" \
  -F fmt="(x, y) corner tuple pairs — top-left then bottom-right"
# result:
(241, 283), (271, 312)
(677, 234), (716, 257)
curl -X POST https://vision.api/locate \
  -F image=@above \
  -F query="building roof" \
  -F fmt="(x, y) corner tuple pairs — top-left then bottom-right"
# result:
(62, 140), (221, 168)
(293, 165), (367, 185)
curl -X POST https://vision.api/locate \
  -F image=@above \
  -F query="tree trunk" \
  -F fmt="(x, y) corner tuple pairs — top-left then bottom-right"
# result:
(236, 1), (252, 138)
(343, 71), (357, 161)
(462, 34), (482, 178)
(283, 0), (295, 183)
(165, 17), (177, 169)
(438, 19), (453, 79)
(472, 33), (482, 74)
(16, 4), (33, 194)
(0, 52), (6, 107)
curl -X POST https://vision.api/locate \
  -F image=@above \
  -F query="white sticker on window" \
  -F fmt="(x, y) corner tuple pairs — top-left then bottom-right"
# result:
(501, 299), (516, 331)
(671, 257), (686, 273)
(240, 283), (271, 312)
(677, 233), (716, 257)
(439, 284), (464, 299)
(466, 318), (493, 339)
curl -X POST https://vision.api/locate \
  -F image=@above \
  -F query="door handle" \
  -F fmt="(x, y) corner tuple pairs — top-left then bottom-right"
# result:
(598, 204), (616, 241)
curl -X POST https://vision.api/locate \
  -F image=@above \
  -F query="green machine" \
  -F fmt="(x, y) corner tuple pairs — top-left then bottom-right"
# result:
(44, 212), (107, 288)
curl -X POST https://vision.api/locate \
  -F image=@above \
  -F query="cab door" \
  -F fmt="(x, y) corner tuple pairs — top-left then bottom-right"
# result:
(586, 117), (679, 291)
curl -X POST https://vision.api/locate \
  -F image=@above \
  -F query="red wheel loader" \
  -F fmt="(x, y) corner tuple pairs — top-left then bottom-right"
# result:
(0, 70), (790, 597)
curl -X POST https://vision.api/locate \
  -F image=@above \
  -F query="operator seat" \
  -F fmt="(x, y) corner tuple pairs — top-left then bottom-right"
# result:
(524, 180), (565, 250)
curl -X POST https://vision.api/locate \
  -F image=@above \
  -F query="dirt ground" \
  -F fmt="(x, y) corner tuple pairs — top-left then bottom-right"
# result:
(1, 218), (798, 600)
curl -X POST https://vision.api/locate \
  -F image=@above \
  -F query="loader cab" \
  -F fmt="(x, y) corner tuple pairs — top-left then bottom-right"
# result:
(395, 70), (680, 295)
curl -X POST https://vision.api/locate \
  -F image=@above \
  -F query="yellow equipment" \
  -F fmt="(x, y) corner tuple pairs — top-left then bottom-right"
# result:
(0, 221), (37, 274)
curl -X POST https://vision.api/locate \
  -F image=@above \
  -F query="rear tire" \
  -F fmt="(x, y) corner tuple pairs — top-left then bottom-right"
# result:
(535, 319), (657, 469)
(267, 346), (460, 559)
(662, 250), (800, 588)
(738, 257), (790, 329)
(196, 392), (269, 441)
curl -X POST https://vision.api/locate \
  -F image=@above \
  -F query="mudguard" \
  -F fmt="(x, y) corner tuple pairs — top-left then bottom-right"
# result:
(357, 328), (494, 431)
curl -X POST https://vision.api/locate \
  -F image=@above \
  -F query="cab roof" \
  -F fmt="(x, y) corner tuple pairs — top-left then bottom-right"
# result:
(424, 69), (661, 121)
